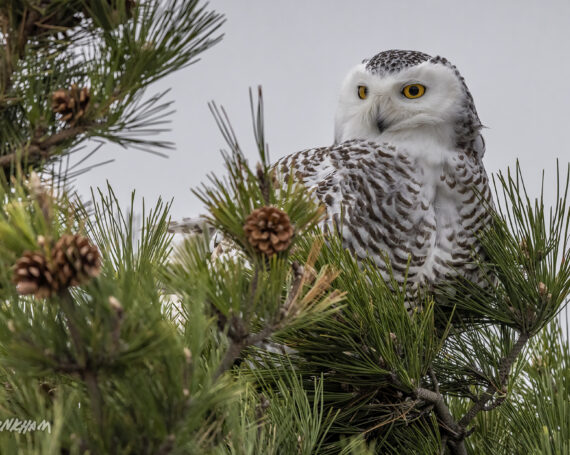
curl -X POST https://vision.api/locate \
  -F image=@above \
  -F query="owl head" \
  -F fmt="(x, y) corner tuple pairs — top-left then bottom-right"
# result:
(334, 50), (484, 156)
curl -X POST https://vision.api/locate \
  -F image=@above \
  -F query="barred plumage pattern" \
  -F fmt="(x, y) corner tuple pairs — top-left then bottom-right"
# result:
(278, 138), (492, 291)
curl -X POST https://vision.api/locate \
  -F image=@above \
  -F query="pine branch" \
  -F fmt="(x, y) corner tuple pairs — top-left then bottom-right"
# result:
(387, 365), (466, 454)
(213, 262), (306, 380)
(84, 369), (103, 432)
(411, 330), (530, 454)
(1, 0), (225, 178)
(58, 288), (86, 367)
(415, 387), (466, 455)
(409, 328), (527, 455)
(0, 4), (42, 90)
(213, 325), (275, 381)
(0, 125), (88, 170)
(58, 287), (105, 445)
(458, 331), (530, 428)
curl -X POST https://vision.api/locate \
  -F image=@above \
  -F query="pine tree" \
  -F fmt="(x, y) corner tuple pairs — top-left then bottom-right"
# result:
(0, 2), (569, 454)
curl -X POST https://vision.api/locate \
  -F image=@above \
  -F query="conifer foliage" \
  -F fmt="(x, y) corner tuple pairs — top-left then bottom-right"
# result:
(0, 1), (569, 454)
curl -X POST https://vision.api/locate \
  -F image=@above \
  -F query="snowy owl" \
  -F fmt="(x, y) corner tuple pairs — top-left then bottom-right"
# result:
(276, 50), (493, 290)
(172, 50), (493, 291)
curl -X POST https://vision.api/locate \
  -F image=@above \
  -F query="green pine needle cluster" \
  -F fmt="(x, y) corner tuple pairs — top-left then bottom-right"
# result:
(0, 0), (224, 175)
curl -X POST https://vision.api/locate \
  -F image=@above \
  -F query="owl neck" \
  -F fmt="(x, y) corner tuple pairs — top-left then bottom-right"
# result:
(376, 123), (457, 161)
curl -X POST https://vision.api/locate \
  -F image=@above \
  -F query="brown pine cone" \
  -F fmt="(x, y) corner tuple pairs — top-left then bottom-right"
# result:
(52, 234), (101, 288)
(51, 85), (90, 125)
(244, 206), (294, 256)
(12, 251), (58, 299)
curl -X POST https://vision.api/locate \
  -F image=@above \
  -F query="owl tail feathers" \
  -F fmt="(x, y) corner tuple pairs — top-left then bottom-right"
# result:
(168, 217), (245, 264)
(168, 217), (216, 236)
(167, 217), (237, 262)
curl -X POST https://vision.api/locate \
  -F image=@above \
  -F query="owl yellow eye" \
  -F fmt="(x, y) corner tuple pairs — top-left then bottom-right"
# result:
(402, 84), (426, 99)
(357, 85), (368, 100)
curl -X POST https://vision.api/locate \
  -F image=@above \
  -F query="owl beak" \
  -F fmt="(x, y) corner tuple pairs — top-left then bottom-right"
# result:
(377, 117), (387, 134)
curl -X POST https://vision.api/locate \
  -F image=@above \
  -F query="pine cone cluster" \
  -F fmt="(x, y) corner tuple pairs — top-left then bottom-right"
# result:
(244, 206), (294, 256)
(51, 85), (90, 125)
(12, 234), (101, 299)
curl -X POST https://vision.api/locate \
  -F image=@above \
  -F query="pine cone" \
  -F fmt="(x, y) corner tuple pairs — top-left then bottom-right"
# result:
(12, 251), (58, 299)
(52, 234), (101, 288)
(244, 207), (294, 256)
(51, 85), (90, 125)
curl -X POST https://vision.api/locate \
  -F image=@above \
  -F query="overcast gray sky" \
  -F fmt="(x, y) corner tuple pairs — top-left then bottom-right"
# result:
(74, 0), (570, 219)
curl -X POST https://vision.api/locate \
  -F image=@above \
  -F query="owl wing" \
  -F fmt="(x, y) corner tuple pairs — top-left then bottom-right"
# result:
(276, 139), (429, 280)
(276, 139), (492, 289)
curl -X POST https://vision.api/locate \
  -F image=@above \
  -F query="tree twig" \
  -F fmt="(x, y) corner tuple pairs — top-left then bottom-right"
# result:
(409, 330), (530, 454)
(0, 126), (88, 170)
(58, 288), (85, 366)
(440, 435), (448, 455)
(282, 261), (304, 315)
(415, 388), (464, 442)
(429, 367), (440, 394)
(213, 262), (305, 381)
(58, 289), (104, 434)
(458, 331), (529, 428)
(84, 369), (104, 431)
(212, 325), (275, 381)
(412, 331), (530, 454)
